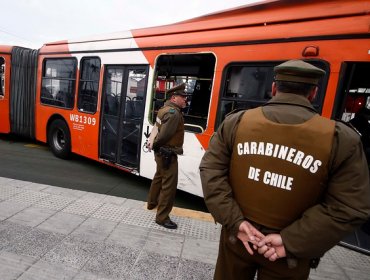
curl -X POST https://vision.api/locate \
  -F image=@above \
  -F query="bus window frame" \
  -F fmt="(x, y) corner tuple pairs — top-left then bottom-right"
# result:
(40, 57), (78, 110)
(150, 52), (216, 134)
(77, 56), (101, 115)
(216, 59), (330, 129)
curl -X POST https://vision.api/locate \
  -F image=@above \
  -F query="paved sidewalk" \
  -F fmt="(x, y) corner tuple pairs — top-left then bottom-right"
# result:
(0, 177), (369, 280)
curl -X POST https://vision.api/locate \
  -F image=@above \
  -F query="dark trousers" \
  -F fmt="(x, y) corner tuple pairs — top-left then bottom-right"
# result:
(147, 153), (178, 223)
(215, 227), (310, 280)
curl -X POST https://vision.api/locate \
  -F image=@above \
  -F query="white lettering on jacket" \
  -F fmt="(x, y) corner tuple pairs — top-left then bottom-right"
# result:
(238, 142), (322, 174)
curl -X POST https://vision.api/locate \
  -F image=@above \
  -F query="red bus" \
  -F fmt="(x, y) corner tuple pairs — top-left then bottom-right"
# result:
(0, 0), (369, 203)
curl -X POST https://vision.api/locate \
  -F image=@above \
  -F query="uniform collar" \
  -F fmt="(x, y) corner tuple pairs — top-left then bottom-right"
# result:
(267, 92), (316, 112)
(165, 100), (182, 110)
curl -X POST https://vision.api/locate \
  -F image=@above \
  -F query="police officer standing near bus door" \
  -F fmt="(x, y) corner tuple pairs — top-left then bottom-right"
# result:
(147, 83), (187, 230)
(200, 60), (370, 279)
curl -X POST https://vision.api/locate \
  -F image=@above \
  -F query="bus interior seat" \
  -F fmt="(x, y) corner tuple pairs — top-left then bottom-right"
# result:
(105, 94), (119, 116)
(132, 97), (144, 119)
(188, 80), (211, 117)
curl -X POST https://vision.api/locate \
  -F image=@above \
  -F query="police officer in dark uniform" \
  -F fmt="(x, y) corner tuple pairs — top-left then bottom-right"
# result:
(200, 60), (370, 279)
(147, 83), (187, 230)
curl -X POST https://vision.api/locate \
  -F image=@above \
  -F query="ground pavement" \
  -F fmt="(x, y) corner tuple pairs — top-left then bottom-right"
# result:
(0, 177), (369, 279)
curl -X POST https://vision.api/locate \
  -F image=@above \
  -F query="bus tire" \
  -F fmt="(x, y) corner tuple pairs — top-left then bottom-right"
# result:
(48, 119), (71, 159)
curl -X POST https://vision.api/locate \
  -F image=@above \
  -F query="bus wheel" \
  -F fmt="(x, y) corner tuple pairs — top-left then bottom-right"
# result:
(48, 119), (71, 159)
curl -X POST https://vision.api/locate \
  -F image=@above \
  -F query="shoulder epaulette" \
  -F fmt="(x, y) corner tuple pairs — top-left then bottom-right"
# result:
(169, 108), (176, 114)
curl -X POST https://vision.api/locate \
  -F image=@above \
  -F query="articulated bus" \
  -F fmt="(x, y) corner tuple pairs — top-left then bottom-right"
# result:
(1, 0), (370, 253)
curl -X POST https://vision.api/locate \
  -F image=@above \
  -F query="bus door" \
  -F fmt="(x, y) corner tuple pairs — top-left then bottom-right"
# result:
(99, 65), (148, 170)
(333, 62), (370, 255)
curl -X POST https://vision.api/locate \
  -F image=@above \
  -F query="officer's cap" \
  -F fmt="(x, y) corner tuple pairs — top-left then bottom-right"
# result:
(274, 60), (326, 86)
(166, 83), (188, 98)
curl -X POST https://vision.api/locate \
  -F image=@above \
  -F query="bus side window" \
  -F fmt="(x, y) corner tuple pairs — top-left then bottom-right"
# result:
(41, 58), (77, 109)
(78, 57), (101, 113)
(216, 60), (328, 129)
(0, 58), (4, 97)
(151, 53), (216, 134)
(216, 64), (276, 128)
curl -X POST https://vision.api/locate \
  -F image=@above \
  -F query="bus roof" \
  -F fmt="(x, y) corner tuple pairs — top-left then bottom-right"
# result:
(0, 45), (15, 54)
(40, 0), (370, 52)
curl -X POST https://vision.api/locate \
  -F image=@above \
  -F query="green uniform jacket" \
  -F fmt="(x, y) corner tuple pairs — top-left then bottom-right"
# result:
(153, 100), (184, 154)
(200, 92), (370, 258)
